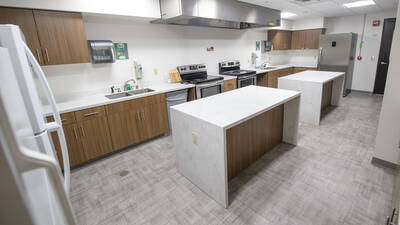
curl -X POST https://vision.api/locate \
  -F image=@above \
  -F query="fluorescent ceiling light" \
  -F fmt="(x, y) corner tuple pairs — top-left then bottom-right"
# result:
(281, 12), (297, 19)
(343, 0), (375, 8)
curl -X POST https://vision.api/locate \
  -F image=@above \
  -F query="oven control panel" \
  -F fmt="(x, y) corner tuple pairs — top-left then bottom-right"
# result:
(177, 64), (207, 74)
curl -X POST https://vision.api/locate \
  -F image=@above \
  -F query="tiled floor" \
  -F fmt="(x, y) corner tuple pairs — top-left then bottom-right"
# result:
(70, 91), (396, 225)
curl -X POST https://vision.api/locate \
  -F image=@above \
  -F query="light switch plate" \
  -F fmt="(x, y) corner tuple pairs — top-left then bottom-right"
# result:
(192, 132), (198, 145)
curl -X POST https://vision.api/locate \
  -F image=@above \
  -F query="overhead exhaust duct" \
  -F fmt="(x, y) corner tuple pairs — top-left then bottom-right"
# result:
(151, 0), (281, 29)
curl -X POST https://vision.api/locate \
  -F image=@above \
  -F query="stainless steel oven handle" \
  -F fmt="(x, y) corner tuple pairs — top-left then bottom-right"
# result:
(238, 75), (257, 80)
(196, 81), (224, 88)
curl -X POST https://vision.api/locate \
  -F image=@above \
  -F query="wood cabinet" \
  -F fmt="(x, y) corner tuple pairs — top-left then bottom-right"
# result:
(0, 7), (44, 64)
(33, 10), (90, 65)
(293, 67), (317, 74)
(188, 88), (196, 101)
(257, 73), (268, 87)
(0, 7), (90, 65)
(267, 68), (294, 88)
(106, 94), (169, 151)
(224, 79), (237, 92)
(291, 29), (325, 50)
(268, 30), (292, 50)
(47, 112), (85, 169)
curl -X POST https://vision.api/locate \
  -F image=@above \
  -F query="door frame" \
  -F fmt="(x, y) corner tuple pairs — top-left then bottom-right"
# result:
(373, 18), (396, 94)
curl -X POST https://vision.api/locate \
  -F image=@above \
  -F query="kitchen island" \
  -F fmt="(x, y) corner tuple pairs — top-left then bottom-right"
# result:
(278, 71), (345, 125)
(170, 86), (300, 207)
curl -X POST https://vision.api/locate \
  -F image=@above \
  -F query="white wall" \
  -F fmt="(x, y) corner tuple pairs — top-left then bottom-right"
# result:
(41, 16), (266, 97)
(0, 0), (160, 18)
(291, 17), (326, 30)
(374, 7), (400, 165)
(325, 10), (396, 92)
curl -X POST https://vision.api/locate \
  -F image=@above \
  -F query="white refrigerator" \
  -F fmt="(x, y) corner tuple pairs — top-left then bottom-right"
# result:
(0, 25), (76, 224)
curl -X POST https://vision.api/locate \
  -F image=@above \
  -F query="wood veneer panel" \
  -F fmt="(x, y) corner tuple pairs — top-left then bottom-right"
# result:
(321, 81), (333, 112)
(226, 105), (284, 180)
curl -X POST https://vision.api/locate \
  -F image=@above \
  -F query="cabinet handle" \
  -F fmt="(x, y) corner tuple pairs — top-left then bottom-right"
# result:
(142, 110), (145, 120)
(73, 127), (78, 140)
(137, 111), (141, 121)
(36, 49), (41, 63)
(45, 48), (50, 63)
(80, 126), (85, 137)
(83, 112), (99, 117)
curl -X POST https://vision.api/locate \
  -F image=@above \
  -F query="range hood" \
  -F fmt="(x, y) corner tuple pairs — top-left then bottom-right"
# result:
(151, 0), (281, 29)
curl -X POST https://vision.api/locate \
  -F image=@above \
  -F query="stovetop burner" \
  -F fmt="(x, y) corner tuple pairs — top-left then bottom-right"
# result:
(221, 70), (256, 76)
(219, 61), (256, 77)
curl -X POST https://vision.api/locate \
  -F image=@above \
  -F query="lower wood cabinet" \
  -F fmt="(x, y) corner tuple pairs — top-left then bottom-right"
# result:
(49, 95), (169, 168)
(267, 68), (295, 88)
(224, 79), (237, 92)
(257, 73), (268, 87)
(106, 94), (169, 151)
(78, 115), (113, 160)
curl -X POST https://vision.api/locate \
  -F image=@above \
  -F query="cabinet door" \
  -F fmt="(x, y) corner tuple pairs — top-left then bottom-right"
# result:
(141, 101), (169, 140)
(305, 29), (324, 49)
(0, 8), (44, 65)
(50, 123), (86, 169)
(291, 31), (304, 50)
(107, 109), (142, 150)
(257, 73), (268, 87)
(267, 71), (279, 88)
(281, 31), (292, 50)
(224, 79), (237, 92)
(33, 10), (90, 65)
(79, 116), (113, 160)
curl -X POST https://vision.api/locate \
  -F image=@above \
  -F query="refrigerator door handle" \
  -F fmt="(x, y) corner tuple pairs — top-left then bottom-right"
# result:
(23, 42), (71, 193)
(16, 146), (77, 225)
(318, 47), (323, 70)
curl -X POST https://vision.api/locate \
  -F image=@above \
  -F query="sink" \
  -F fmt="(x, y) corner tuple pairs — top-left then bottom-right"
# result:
(105, 88), (155, 100)
(263, 66), (277, 70)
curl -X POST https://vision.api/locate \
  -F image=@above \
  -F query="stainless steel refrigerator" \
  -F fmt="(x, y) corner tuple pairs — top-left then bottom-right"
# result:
(318, 33), (358, 97)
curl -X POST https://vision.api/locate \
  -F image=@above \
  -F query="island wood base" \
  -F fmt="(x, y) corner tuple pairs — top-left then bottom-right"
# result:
(226, 105), (283, 180)
(321, 81), (333, 112)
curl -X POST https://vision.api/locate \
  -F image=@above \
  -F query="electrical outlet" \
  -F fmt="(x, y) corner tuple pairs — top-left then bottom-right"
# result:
(154, 68), (158, 75)
(192, 132), (198, 145)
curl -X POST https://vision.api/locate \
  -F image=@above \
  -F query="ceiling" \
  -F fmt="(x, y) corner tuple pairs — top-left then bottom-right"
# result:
(240, 0), (398, 19)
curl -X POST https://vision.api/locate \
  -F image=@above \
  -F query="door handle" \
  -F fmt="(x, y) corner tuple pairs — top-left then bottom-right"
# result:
(36, 49), (41, 63)
(142, 110), (145, 120)
(73, 127), (78, 140)
(381, 62), (388, 65)
(137, 111), (141, 121)
(45, 48), (50, 63)
(83, 112), (99, 117)
(80, 126), (85, 137)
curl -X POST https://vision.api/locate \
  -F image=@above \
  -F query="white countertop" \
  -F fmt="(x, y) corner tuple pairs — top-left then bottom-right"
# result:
(244, 64), (318, 75)
(278, 71), (344, 84)
(171, 85), (300, 129)
(43, 82), (195, 116)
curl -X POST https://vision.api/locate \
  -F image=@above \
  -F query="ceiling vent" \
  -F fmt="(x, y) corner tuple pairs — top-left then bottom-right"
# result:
(292, 0), (322, 5)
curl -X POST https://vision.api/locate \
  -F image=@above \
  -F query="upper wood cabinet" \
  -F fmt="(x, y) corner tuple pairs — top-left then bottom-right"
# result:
(0, 7), (90, 65)
(33, 10), (90, 65)
(291, 29), (325, 50)
(268, 30), (292, 50)
(0, 7), (44, 64)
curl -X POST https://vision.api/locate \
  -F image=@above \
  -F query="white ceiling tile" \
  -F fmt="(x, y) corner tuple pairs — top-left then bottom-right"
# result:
(240, 0), (399, 19)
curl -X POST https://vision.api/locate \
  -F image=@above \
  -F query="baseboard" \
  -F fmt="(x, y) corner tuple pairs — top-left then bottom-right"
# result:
(372, 157), (398, 169)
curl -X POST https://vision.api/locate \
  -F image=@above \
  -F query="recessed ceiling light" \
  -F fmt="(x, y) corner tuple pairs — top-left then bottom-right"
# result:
(281, 12), (297, 18)
(343, 0), (375, 8)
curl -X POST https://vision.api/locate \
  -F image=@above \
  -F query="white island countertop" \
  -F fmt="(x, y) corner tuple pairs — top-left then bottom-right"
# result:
(43, 82), (194, 116)
(279, 71), (345, 83)
(171, 85), (300, 129)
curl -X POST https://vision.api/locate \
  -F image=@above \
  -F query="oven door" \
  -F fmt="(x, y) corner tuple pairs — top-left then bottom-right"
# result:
(196, 81), (224, 99)
(238, 75), (257, 88)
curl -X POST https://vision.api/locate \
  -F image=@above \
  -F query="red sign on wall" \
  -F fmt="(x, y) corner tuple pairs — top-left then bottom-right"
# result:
(373, 20), (381, 27)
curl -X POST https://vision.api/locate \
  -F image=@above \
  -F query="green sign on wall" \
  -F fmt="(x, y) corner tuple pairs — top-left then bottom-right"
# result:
(114, 43), (129, 60)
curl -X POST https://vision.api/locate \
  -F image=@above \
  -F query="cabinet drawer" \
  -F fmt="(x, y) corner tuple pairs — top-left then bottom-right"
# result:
(75, 106), (106, 121)
(46, 112), (76, 125)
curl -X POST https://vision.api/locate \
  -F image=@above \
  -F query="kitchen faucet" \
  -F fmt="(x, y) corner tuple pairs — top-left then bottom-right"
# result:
(124, 79), (139, 91)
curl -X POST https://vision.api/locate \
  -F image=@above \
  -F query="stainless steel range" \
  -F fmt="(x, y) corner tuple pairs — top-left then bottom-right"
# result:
(177, 64), (224, 99)
(219, 61), (257, 88)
